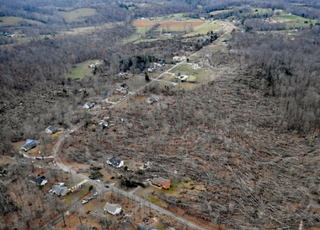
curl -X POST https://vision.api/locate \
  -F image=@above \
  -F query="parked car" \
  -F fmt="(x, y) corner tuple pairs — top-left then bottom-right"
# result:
(82, 199), (88, 204)
(105, 184), (109, 188)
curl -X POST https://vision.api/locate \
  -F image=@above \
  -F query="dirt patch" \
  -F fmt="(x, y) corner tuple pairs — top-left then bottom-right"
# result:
(134, 20), (204, 28)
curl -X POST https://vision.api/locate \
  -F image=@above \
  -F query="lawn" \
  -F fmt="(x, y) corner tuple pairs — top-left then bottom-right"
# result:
(170, 64), (207, 79)
(0, 16), (44, 26)
(272, 13), (317, 28)
(67, 60), (99, 80)
(64, 182), (91, 205)
(59, 8), (97, 23)
(183, 22), (220, 37)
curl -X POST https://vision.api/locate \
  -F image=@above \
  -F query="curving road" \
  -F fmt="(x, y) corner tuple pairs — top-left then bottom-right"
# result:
(32, 34), (238, 229)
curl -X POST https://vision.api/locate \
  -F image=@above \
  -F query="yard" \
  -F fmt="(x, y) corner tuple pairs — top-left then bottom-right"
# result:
(67, 60), (100, 80)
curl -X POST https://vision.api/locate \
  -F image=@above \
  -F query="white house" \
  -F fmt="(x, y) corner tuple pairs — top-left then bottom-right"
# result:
(45, 126), (57, 134)
(84, 102), (94, 110)
(103, 202), (122, 215)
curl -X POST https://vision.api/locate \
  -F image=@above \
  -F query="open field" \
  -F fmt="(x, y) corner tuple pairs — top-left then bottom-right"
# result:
(60, 22), (117, 35)
(209, 9), (231, 15)
(67, 60), (100, 80)
(0, 16), (44, 27)
(183, 21), (221, 36)
(134, 20), (204, 28)
(59, 8), (97, 23)
(272, 13), (317, 27)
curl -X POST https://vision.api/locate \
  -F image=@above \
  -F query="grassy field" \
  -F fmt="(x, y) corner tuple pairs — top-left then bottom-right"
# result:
(183, 21), (221, 37)
(272, 13), (317, 28)
(67, 60), (99, 80)
(61, 22), (116, 35)
(0, 16), (44, 27)
(209, 9), (231, 15)
(59, 8), (97, 23)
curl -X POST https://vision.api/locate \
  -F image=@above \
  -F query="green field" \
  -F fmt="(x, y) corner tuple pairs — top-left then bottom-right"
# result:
(59, 8), (97, 23)
(67, 59), (100, 80)
(0, 16), (44, 27)
(273, 13), (317, 28)
(183, 22), (220, 37)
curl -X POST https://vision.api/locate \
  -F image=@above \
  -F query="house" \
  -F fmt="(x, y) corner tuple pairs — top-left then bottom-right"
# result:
(155, 61), (165, 67)
(116, 83), (129, 93)
(49, 183), (69, 196)
(101, 92), (109, 99)
(45, 126), (57, 134)
(173, 56), (186, 62)
(30, 175), (48, 186)
(117, 72), (128, 78)
(103, 202), (122, 215)
(148, 66), (156, 72)
(21, 140), (37, 152)
(137, 225), (156, 230)
(145, 96), (159, 104)
(151, 177), (170, 189)
(175, 75), (189, 81)
(107, 157), (124, 168)
(84, 102), (94, 109)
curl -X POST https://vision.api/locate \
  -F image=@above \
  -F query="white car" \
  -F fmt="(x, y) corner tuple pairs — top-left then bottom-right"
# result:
(96, 179), (101, 182)
(82, 199), (88, 204)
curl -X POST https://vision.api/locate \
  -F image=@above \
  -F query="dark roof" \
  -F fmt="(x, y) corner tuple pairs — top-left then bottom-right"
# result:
(35, 176), (46, 185)
(46, 126), (57, 132)
(108, 157), (122, 167)
(101, 92), (109, 99)
(22, 141), (36, 150)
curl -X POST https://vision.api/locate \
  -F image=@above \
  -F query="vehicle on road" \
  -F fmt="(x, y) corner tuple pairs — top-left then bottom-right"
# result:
(96, 179), (101, 182)
(105, 184), (109, 188)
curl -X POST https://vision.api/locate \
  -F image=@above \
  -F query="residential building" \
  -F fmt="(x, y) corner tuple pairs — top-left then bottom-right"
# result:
(101, 92), (109, 99)
(49, 183), (69, 196)
(151, 177), (170, 189)
(103, 202), (122, 215)
(45, 126), (57, 134)
(84, 102), (94, 109)
(21, 140), (37, 152)
(107, 157), (124, 168)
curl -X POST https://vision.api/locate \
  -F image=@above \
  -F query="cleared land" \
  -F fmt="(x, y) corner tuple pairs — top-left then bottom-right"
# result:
(0, 16), (44, 26)
(59, 8), (97, 23)
(134, 20), (204, 28)
(67, 60), (100, 80)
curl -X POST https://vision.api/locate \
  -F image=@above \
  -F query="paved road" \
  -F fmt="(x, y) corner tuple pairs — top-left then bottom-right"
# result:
(33, 34), (238, 229)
